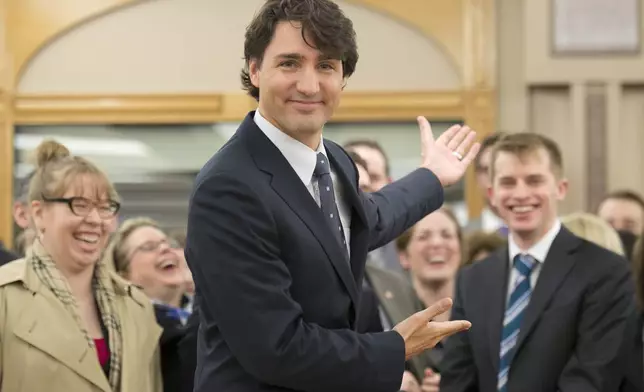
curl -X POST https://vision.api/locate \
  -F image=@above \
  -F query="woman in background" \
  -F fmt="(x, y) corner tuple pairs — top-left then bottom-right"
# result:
(561, 212), (625, 256)
(396, 207), (463, 392)
(107, 217), (196, 392)
(0, 140), (161, 391)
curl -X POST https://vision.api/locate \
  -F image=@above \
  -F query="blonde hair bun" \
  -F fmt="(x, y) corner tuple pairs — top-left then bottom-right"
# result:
(33, 139), (71, 168)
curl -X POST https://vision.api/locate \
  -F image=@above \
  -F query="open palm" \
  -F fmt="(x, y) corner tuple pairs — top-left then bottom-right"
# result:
(418, 116), (480, 187)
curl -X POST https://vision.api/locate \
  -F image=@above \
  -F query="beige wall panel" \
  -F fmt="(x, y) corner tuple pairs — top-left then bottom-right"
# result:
(524, 0), (644, 84)
(18, 0), (460, 94)
(529, 85), (586, 214)
(607, 85), (644, 194)
(497, 0), (527, 132)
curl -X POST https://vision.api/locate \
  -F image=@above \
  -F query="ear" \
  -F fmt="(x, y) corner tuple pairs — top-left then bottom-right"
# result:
(398, 251), (411, 270)
(30, 200), (45, 232)
(556, 177), (569, 201)
(12, 201), (30, 229)
(249, 59), (260, 89)
(487, 185), (496, 209)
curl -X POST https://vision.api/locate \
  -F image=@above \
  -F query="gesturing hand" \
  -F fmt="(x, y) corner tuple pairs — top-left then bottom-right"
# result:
(393, 298), (471, 360)
(418, 116), (480, 187)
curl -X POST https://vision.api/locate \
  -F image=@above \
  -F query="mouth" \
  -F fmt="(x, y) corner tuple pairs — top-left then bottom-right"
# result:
(289, 100), (323, 108)
(73, 232), (100, 245)
(157, 257), (179, 272)
(508, 204), (538, 214)
(426, 256), (447, 267)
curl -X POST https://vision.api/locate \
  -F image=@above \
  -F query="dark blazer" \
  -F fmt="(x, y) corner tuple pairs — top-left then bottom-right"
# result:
(440, 227), (637, 392)
(154, 304), (198, 392)
(364, 263), (443, 380)
(185, 111), (445, 392)
(0, 243), (18, 266)
(618, 312), (643, 392)
(356, 283), (385, 334)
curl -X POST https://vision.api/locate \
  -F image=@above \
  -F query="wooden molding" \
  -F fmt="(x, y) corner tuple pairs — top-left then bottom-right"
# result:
(0, 0), (498, 243)
(14, 91), (467, 125)
(463, 89), (496, 218)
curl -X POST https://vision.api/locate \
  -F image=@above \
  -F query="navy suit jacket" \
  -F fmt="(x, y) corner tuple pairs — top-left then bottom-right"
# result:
(440, 228), (637, 392)
(185, 112), (445, 392)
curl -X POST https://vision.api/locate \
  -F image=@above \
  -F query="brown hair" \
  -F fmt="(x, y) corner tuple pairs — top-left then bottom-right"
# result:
(598, 189), (644, 212)
(463, 230), (507, 267)
(347, 151), (368, 172)
(105, 217), (161, 274)
(241, 0), (358, 100)
(344, 139), (391, 177)
(474, 132), (507, 170)
(28, 139), (119, 203)
(489, 133), (563, 181)
(396, 207), (463, 253)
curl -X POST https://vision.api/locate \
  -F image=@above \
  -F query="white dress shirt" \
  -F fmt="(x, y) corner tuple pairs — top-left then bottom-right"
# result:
(482, 207), (506, 232)
(254, 110), (351, 253)
(506, 220), (561, 303)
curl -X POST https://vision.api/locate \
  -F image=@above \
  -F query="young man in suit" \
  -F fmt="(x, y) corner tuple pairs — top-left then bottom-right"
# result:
(184, 1), (479, 391)
(440, 133), (637, 392)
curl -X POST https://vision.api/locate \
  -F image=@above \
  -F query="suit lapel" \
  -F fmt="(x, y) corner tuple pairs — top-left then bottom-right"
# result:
(513, 228), (580, 355)
(325, 143), (369, 283)
(484, 250), (511, 373)
(13, 288), (111, 392)
(241, 114), (359, 308)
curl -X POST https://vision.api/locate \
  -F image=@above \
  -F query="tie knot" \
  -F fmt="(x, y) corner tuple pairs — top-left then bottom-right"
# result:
(314, 152), (330, 177)
(514, 254), (536, 277)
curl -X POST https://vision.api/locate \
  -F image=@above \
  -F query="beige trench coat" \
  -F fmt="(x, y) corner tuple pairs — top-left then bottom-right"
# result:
(0, 259), (163, 392)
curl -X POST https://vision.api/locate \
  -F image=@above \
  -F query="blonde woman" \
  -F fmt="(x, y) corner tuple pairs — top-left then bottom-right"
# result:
(0, 140), (162, 391)
(561, 212), (625, 256)
(105, 217), (196, 392)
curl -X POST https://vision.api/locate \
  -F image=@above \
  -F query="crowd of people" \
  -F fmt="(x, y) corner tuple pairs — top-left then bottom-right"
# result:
(0, 0), (642, 390)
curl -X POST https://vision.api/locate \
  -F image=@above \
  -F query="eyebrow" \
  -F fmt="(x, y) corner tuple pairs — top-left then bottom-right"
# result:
(275, 53), (339, 61)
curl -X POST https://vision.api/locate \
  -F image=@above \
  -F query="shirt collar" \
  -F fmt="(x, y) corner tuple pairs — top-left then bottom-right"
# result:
(254, 110), (326, 186)
(508, 219), (561, 265)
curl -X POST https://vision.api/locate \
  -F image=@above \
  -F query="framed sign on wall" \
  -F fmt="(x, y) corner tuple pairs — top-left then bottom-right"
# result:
(552, 0), (640, 54)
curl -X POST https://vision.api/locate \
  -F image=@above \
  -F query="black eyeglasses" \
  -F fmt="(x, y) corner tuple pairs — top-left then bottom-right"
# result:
(128, 238), (181, 260)
(42, 195), (121, 219)
(136, 238), (181, 252)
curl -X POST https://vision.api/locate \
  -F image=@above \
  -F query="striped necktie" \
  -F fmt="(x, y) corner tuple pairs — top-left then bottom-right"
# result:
(498, 253), (536, 391)
(313, 152), (348, 255)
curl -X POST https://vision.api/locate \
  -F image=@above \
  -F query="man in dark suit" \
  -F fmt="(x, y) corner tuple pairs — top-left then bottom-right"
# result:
(184, 1), (479, 391)
(440, 133), (637, 392)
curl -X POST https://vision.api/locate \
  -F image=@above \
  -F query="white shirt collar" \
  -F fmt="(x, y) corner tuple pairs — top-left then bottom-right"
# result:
(254, 110), (326, 186)
(508, 219), (562, 264)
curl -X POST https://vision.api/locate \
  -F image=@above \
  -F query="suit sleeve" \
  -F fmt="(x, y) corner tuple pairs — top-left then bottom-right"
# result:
(186, 172), (406, 392)
(439, 271), (479, 392)
(557, 257), (637, 392)
(361, 168), (444, 251)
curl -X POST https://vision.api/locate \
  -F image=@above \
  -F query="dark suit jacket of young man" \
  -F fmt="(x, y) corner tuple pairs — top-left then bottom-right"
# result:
(440, 227), (637, 392)
(185, 112), (446, 392)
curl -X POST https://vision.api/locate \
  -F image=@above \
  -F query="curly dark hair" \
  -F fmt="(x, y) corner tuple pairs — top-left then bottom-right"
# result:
(241, 0), (359, 100)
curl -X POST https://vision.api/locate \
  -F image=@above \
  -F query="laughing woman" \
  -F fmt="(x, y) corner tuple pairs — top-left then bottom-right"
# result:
(0, 140), (162, 392)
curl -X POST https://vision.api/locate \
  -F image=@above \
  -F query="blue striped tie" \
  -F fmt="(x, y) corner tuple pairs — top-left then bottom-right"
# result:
(498, 254), (536, 392)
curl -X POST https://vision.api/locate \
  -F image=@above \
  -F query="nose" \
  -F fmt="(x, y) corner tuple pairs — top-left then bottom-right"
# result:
(428, 235), (443, 248)
(513, 180), (530, 199)
(296, 65), (320, 97)
(85, 207), (102, 224)
(158, 240), (173, 254)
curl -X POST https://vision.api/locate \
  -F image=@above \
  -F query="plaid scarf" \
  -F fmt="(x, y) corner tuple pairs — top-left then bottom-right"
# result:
(30, 239), (123, 391)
